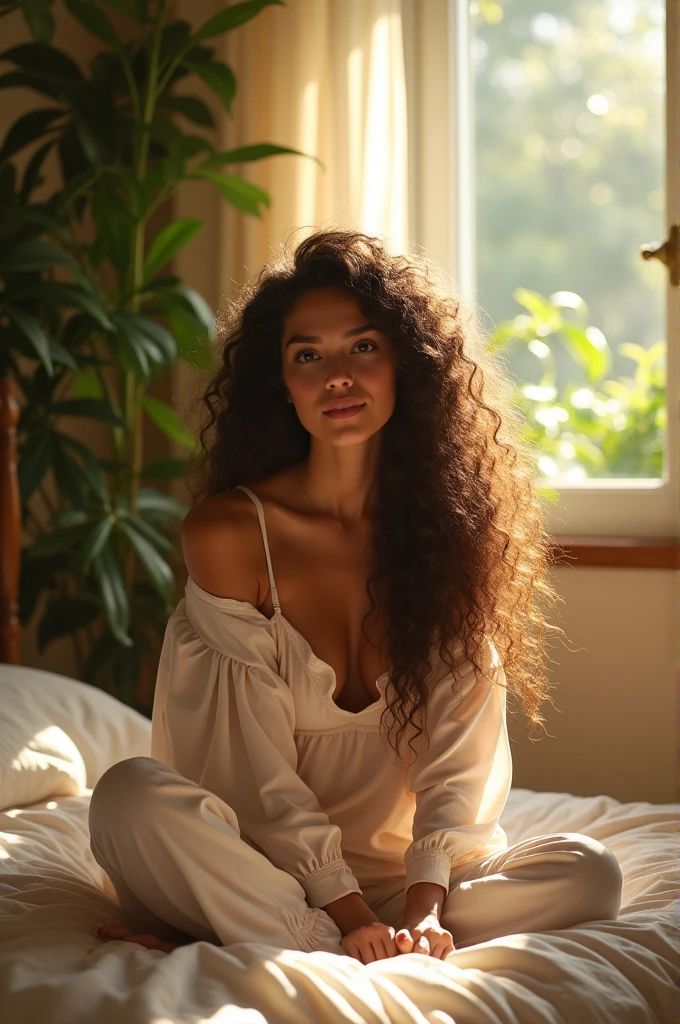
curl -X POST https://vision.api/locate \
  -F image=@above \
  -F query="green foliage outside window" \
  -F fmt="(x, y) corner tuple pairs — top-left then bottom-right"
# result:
(489, 288), (666, 481)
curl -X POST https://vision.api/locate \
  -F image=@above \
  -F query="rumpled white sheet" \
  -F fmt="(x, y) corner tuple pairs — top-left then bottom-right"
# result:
(0, 664), (677, 1022)
(1, 782), (678, 1023)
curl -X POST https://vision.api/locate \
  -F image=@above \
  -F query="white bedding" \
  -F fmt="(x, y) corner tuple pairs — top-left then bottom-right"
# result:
(0, 665), (678, 1024)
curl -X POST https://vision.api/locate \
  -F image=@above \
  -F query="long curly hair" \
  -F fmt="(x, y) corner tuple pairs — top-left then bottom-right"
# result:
(187, 228), (566, 763)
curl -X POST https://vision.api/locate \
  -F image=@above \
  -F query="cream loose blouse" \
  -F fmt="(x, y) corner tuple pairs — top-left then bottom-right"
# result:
(151, 486), (512, 910)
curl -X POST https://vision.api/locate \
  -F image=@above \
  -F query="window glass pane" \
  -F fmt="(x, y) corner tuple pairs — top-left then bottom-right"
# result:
(472, 0), (667, 480)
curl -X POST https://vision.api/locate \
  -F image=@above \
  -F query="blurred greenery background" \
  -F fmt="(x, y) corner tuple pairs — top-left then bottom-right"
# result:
(472, 0), (667, 480)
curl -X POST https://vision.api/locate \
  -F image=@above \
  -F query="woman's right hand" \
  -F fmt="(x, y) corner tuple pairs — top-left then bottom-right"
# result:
(341, 920), (398, 963)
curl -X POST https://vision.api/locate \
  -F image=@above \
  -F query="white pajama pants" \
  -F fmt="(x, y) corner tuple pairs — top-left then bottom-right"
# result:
(88, 756), (623, 955)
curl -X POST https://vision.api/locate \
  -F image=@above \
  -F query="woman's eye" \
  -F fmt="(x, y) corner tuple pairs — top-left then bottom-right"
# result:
(293, 341), (377, 363)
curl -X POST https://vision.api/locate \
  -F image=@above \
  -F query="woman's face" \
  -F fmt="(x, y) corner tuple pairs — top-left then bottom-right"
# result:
(280, 286), (398, 446)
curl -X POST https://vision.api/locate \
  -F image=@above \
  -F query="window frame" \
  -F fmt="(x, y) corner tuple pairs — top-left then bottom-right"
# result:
(402, 0), (679, 538)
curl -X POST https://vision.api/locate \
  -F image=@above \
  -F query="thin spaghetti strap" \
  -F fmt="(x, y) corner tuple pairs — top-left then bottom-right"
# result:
(233, 485), (280, 612)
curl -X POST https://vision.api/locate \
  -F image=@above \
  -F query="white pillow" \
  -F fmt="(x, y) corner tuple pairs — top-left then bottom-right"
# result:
(0, 664), (151, 812)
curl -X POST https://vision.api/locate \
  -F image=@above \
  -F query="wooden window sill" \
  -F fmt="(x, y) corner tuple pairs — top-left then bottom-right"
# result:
(549, 537), (680, 569)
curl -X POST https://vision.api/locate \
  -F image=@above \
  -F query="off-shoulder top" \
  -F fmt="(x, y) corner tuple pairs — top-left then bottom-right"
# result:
(150, 485), (512, 909)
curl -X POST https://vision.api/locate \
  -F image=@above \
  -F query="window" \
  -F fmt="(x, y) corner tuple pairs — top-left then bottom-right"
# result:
(404, 0), (679, 536)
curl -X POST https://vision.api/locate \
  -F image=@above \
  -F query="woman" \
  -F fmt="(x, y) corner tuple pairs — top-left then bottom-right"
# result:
(90, 229), (622, 964)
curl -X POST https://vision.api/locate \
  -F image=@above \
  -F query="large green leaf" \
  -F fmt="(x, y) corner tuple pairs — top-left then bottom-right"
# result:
(92, 178), (136, 274)
(0, 238), (76, 273)
(59, 432), (112, 510)
(64, 0), (123, 50)
(513, 287), (560, 325)
(92, 544), (132, 647)
(111, 311), (177, 380)
(118, 510), (174, 551)
(51, 431), (88, 506)
(169, 285), (214, 332)
(164, 308), (214, 371)
(0, 203), (67, 242)
(136, 486), (187, 520)
(0, 42), (83, 82)
(143, 217), (202, 281)
(17, 429), (53, 502)
(51, 397), (126, 428)
(26, 520), (93, 558)
(0, 69), (76, 102)
(159, 17), (192, 55)
(192, 0), (284, 44)
(51, 507), (90, 527)
(21, 0), (56, 43)
(20, 137), (55, 199)
(79, 515), (115, 573)
(0, 106), (64, 163)
(118, 517), (175, 607)
(159, 94), (215, 128)
(55, 166), (101, 216)
(182, 58), (236, 112)
(142, 394), (197, 450)
(149, 283), (215, 363)
(47, 338), (78, 371)
(4, 305), (53, 373)
(206, 142), (314, 166)
(560, 323), (611, 385)
(18, 282), (113, 329)
(196, 169), (270, 216)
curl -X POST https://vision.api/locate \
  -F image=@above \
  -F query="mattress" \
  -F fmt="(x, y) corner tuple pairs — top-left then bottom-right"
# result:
(1, 664), (678, 1024)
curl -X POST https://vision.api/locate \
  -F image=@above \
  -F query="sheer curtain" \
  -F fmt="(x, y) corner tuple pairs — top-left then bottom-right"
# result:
(218, 0), (409, 293)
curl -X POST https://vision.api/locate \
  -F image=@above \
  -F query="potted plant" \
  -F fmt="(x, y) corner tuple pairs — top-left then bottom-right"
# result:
(0, 0), (313, 711)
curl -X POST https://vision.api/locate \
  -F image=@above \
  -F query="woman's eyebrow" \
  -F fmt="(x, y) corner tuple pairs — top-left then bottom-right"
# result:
(284, 324), (379, 349)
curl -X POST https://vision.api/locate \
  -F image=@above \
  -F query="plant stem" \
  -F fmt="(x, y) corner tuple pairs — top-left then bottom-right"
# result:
(87, 337), (125, 459)
(123, 0), (168, 596)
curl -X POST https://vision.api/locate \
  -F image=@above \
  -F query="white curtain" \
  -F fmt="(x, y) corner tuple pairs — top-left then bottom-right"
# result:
(218, 0), (409, 293)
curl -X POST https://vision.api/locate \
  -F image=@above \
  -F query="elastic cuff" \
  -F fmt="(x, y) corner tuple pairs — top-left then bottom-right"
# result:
(404, 851), (452, 893)
(301, 862), (362, 909)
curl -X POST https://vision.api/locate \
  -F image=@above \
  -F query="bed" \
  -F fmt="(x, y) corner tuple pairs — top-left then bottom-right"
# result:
(0, 661), (678, 1024)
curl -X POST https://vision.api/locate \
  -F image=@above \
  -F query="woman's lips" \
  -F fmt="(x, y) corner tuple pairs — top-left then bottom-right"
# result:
(322, 403), (366, 419)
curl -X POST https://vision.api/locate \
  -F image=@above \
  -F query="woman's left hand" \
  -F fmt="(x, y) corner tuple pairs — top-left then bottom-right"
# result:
(394, 913), (455, 959)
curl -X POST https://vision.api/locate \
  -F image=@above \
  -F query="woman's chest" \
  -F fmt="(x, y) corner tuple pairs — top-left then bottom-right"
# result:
(258, 517), (391, 712)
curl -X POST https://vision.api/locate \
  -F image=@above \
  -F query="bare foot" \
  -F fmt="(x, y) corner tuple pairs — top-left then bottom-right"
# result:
(96, 920), (183, 953)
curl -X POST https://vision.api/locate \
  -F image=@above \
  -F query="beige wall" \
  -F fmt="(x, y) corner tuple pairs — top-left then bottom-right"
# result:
(510, 566), (678, 803)
(4, 3), (678, 806)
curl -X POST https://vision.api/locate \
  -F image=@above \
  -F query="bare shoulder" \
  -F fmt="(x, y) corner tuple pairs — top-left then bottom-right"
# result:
(181, 489), (262, 606)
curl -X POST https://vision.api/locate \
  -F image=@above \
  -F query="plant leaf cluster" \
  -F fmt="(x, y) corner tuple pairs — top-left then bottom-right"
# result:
(0, 0), (311, 712)
(490, 287), (666, 481)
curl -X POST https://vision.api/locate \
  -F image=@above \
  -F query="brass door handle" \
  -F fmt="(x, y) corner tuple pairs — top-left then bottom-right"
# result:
(640, 224), (679, 286)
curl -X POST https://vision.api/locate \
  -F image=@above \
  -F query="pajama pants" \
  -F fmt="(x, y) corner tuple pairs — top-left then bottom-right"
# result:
(88, 756), (623, 955)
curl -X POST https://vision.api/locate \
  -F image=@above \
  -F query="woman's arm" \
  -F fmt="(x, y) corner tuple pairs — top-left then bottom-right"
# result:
(402, 881), (447, 922)
(322, 892), (380, 935)
(404, 638), (512, 893)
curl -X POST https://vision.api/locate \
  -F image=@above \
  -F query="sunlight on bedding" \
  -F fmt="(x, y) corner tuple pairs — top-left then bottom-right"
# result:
(0, 666), (677, 1023)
